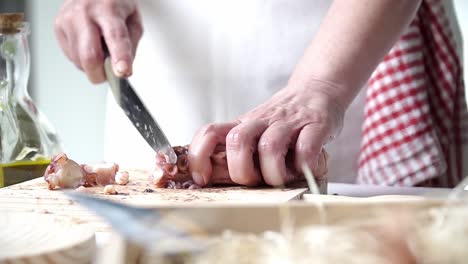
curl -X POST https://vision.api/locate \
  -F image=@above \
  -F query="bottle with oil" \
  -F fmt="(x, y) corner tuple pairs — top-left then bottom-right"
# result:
(0, 13), (62, 187)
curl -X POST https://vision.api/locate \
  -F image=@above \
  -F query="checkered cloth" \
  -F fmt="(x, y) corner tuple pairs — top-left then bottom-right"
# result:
(356, 0), (468, 187)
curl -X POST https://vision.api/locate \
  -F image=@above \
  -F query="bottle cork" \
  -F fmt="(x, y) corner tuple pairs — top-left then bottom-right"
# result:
(0, 13), (24, 34)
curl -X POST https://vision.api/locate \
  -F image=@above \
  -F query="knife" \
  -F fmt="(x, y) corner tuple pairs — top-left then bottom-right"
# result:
(102, 42), (177, 164)
(66, 191), (208, 254)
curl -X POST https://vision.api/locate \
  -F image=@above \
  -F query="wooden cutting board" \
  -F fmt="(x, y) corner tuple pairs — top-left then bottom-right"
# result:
(0, 169), (308, 231)
(0, 211), (95, 264)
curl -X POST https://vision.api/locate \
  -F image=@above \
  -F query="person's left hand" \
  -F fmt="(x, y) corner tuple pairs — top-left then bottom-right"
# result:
(188, 82), (345, 187)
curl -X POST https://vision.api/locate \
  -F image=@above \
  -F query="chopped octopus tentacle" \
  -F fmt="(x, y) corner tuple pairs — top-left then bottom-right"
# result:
(44, 153), (85, 190)
(115, 171), (130, 185)
(44, 153), (129, 190)
(81, 162), (119, 186)
(151, 145), (329, 189)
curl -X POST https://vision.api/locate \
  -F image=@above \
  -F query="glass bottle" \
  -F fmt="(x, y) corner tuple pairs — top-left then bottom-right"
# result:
(0, 13), (62, 187)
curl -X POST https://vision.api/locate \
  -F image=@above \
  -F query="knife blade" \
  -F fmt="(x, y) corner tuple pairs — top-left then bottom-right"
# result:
(103, 54), (177, 164)
(65, 191), (207, 254)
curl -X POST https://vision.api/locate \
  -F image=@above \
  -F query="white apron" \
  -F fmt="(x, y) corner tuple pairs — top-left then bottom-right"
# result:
(104, 0), (365, 182)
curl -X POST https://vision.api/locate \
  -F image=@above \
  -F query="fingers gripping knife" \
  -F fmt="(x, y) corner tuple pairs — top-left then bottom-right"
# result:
(102, 41), (177, 164)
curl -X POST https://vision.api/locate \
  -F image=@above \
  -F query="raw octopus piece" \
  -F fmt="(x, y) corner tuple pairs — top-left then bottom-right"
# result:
(81, 162), (119, 187)
(151, 145), (329, 189)
(115, 171), (130, 185)
(103, 185), (118, 195)
(44, 153), (83, 190)
(152, 146), (207, 189)
(44, 153), (128, 190)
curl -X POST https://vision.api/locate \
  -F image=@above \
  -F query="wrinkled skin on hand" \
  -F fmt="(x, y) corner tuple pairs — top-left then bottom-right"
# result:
(152, 145), (329, 189)
(188, 85), (342, 187)
(55, 0), (143, 83)
(44, 153), (125, 190)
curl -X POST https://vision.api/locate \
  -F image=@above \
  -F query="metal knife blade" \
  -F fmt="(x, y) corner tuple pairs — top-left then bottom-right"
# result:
(103, 57), (177, 164)
(65, 191), (207, 254)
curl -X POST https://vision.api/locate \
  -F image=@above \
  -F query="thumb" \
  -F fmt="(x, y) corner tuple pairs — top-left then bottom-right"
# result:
(294, 123), (331, 178)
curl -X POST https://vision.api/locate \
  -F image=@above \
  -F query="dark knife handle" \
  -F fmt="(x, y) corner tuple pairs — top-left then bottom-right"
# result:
(101, 38), (110, 58)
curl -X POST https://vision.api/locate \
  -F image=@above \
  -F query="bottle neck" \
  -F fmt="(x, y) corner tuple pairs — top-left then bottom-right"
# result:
(0, 25), (30, 108)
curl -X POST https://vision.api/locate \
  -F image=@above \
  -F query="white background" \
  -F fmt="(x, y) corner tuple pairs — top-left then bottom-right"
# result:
(29, 1), (468, 164)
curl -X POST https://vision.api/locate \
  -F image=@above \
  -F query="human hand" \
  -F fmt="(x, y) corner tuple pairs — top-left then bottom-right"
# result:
(54, 0), (143, 83)
(188, 81), (344, 187)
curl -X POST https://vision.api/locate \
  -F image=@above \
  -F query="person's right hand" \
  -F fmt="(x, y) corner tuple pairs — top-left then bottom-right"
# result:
(55, 0), (143, 83)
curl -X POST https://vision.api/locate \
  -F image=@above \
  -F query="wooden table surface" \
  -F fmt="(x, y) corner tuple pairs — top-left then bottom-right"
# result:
(0, 169), (308, 231)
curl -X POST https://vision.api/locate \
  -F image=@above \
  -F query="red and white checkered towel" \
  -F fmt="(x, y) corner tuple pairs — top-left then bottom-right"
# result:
(357, 0), (468, 187)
